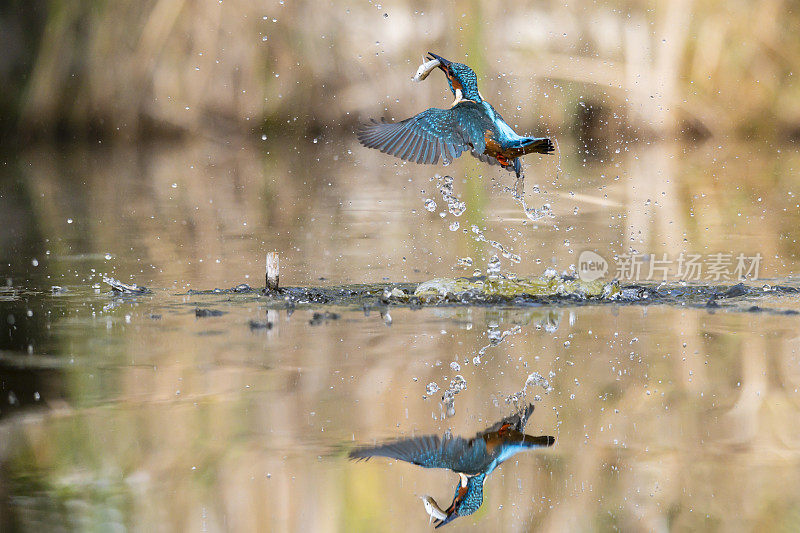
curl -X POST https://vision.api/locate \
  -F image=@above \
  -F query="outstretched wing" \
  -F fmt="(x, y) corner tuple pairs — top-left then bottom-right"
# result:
(357, 104), (487, 165)
(349, 434), (489, 474)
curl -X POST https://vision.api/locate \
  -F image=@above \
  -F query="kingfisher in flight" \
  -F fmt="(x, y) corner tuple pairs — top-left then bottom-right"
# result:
(357, 52), (554, 179)
(349, 403), (554, 527)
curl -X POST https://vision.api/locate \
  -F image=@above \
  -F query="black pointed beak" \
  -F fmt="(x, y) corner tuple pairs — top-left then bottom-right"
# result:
(433, 512), (458, 528)
(427, 52), (451, 71)
(433, 491), (461, 528)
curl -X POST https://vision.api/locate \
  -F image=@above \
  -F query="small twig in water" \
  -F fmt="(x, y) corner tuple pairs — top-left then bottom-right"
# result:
(266, 252), (280, 291)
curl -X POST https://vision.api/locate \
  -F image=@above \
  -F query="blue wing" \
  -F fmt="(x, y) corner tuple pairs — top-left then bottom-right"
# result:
(349, 434), (492, 475)
(349, 405), (552, 475)
(357, 104), (488, 165)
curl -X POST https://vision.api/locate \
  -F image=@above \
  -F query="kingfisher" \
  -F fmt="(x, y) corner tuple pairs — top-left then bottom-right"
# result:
(357, 52), (554, 179)
(349, 403), (554, 527)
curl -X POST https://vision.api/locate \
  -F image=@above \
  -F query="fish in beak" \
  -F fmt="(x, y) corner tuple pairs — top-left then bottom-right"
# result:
(420, 492), (460, 528)
(411, 52), (455, 82)
(412, 57), (441, 82)
(420, 495), (448, 524)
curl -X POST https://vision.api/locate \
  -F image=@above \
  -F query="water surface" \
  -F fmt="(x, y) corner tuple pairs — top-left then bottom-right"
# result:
(2, 138), (800, 531)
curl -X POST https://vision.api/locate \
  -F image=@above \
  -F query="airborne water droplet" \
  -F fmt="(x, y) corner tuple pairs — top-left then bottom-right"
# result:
(487, 255), (501, 278)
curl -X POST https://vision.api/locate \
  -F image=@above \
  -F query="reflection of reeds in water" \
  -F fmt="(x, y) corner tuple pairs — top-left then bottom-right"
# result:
(0, 138), (798, 529)
(11, 1), (800, 141)
(3, 299), (800, 531)
(7, 135), (800, 287)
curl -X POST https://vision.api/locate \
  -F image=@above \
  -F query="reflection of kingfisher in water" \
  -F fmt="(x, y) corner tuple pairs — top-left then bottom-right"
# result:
(357, 53), (554, 179)
(349, 403), (554, 527)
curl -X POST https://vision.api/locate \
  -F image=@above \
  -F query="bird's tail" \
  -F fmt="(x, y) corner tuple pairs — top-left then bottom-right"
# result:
(506, 137), (555, 157)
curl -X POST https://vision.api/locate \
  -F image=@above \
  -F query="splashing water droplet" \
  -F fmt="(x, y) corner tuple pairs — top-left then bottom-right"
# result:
(448, 201), (466, 216)
(487, 255), (501, 278)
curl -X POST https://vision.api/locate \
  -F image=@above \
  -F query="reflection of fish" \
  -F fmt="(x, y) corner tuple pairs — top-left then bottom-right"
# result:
(349, 403), (554, 527)
(358, 52), (554, 178)
(420, 495), (448, 523)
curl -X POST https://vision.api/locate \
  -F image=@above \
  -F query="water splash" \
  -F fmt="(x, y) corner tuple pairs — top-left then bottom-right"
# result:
(456, 257), (473, 268)
(441, 375), (467, 418)
(468, 225), (522, 263)
(435, 174), (523, 265)
(507, 371), (555, 406)
(473, 324), (522, 365)
(436, 175), (466, 216)
(486, 255), (501, 279)
(425, 382), (439, 395)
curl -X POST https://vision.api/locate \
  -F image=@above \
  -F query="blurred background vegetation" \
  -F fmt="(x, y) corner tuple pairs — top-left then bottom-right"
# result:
(2, 0), (800, 148)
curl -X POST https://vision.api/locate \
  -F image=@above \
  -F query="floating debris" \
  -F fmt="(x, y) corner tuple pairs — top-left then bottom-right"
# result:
(380, 287), (406, 304)
(309, 311), (340, 326)
(103, 277), (150, 295)
(414, 274), (617, 300)
(248, 319), (273, 330)
(232, 283), (252, 293)
(180, 279), (799, 315)
(723, 283), (748, 298)
(195, 308), (224, 318)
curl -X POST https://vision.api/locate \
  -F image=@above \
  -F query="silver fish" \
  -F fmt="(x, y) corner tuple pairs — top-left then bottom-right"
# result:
(420, 494), (448, 523)
(412, 58), (441, 82)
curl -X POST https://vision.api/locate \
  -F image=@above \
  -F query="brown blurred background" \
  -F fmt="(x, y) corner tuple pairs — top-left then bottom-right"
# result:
(3, 0), (800, 147)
